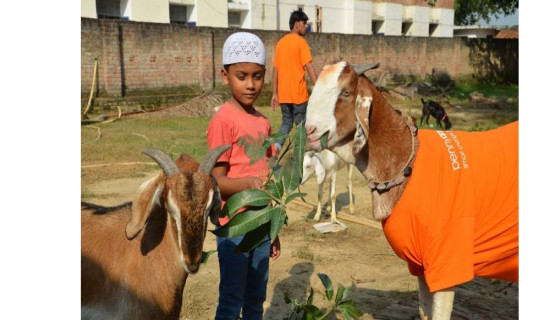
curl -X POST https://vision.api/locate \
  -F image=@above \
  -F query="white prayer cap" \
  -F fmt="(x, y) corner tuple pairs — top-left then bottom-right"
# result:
(222, 32), (266, 66)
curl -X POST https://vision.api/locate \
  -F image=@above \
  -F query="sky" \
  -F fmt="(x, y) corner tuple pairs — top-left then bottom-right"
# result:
(479, 8), (519, 27)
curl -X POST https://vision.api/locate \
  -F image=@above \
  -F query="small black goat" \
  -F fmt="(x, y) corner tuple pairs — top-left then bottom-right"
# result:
(420, 98), (452, 130)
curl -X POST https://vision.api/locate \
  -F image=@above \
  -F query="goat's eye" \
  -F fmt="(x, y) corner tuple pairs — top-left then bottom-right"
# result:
(340, 89), (351, 97)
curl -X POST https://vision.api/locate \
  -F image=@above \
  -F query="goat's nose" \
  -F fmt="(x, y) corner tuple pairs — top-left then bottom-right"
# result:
(305, 124), (316, 136)
(187, 262), (200, 274)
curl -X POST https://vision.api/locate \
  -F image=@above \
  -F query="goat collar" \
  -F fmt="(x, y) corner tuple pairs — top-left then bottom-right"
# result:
(367, 113), (418, 192)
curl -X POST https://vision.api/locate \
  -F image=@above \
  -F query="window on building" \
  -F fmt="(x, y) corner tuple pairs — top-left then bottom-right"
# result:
(96, 0), (121, 19)
(170, 4), (188, 24)
(429, 23), (438, 37)
(372, 21), (384, 36)
(228, 11), (242, 28)
(402, 22), (412, 36)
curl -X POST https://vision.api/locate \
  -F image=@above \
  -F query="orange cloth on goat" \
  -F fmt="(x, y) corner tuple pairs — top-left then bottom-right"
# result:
(207, 102), (275, 226)
(382, 121), (518, 293)
(273, 34), (313, 104)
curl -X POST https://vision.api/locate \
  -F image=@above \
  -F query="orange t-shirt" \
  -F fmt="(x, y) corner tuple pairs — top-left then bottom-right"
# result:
(383, 121), (518, 292)
(273, 33), (313, 104)
(207, 102), (275, 225)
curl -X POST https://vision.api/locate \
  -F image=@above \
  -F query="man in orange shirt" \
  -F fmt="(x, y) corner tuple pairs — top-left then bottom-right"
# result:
(271, 10), (317, 153)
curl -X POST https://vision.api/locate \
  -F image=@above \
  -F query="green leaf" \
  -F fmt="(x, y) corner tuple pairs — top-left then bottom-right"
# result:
(320, 132), (328, 149)
(335, 284), (346, 303)
(285, 192), (307, 205)
(318, 273), (334, 300)
(341, 286), (352, 302)
(299, 304), (322, 319)
(336, 301), (362, 320)
(239, 132), (287, 165)
(212, 206), (275, 238)
(220, 189), (272, 219)
(269, 207), (286, 239)
(273, 163), (284, 181)
(293, 124), (306, 178)
(200, 250), (216, 264)
(265, 179), (284, 199)
(283, 156), (301, 194)
(263, 132), (287, 147)
(306, 287), (314, 305)
(235, 222), (270, 253)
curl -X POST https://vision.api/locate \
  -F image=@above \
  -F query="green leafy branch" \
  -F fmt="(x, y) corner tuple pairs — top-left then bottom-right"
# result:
(284, 273), (362, 320)
(211, 124), (307, 252)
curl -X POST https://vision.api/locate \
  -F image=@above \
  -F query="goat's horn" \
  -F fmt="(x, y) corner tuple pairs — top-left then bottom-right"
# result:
(142, 148), (180, 178)
(199, 145), (231, 174)
(352, 62), (380, 75)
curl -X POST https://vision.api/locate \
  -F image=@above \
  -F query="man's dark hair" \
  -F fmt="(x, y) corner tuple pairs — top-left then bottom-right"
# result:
(289, 10), (309, 30)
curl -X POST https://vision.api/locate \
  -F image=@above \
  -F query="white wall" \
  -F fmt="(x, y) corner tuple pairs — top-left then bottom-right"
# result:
(250, 0), (278, 30)
(125, 0), (169, 23)
(430, 8), (454, 37)
(81, 0), (97, 18)
(373, 2), (402, 36)
(403, 5), (429, 37)
(344, 0), (372, 35)
(196, 0), (227, 27)
(81, 0), (454, 38)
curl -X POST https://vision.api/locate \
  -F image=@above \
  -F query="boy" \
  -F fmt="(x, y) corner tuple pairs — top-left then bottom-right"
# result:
(207, 32), (281, 320)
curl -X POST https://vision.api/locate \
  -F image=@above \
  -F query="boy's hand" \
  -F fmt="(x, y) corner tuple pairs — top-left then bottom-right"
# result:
(270, 237), (281, 260)
(271, 94), (279, 110)
(247, 177), (264, 190)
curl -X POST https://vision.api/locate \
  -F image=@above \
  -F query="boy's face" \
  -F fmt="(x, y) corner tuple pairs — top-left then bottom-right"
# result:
(294, 20), (308, 35)
(221, 63), (265, 107)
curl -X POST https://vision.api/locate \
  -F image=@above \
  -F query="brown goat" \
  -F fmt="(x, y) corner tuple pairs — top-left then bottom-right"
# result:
(81, 145), (229, 320)
(304, 61), (518, 319)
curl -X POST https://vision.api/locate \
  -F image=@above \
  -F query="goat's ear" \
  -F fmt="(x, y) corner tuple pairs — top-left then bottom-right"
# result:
(126, 174), (165, 240)
(313, 158), (326, 185)
(353, 95), (372, 154)
(208, 179), (222, 226)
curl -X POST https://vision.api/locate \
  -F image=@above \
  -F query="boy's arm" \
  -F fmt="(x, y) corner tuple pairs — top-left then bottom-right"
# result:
(212, 163), (264, 200)
(304, 62), (317, 84)
(271, 66), (279, 110)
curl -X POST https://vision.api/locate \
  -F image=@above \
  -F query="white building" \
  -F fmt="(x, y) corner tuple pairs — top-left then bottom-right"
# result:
(81, 0), (454, 37)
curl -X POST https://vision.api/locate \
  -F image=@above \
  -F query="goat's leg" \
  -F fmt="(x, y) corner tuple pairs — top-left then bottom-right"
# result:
(314, 183), (324, 221)
(329, 174), (337, 223)
(418, 276), (455, 320)
(418, 276), (432, 320)
(432, 287), (455, 319)
(347, 164), (354, 215)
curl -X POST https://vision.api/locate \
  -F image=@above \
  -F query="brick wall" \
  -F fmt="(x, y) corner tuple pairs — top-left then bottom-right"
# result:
(81, 18), (518, 109)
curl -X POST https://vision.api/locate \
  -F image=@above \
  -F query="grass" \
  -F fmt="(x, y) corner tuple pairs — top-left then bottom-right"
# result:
(81, 82), (517, 192)
(451, 81), (519, 101)
(292, 245), (315, 261)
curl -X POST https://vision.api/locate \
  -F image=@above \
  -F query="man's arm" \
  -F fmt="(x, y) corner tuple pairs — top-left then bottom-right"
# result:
(304, 62), (317, 84)
(271, 66), (279, 110)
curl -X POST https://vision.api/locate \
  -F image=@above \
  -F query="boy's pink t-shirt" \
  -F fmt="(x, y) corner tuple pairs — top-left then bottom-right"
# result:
(207, 102), (275, 225)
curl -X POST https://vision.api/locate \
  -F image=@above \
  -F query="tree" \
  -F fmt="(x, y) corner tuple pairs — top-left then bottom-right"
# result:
(453, 0), (518, 26)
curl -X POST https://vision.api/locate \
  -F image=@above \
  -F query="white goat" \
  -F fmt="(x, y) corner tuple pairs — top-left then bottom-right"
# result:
(81, 145), (229, 320)
(301, 149), (354, 223)
(305, 61), (518, 320)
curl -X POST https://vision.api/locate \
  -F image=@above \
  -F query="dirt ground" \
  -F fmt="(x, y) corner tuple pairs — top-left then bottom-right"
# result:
(83, 164), (518, 319)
